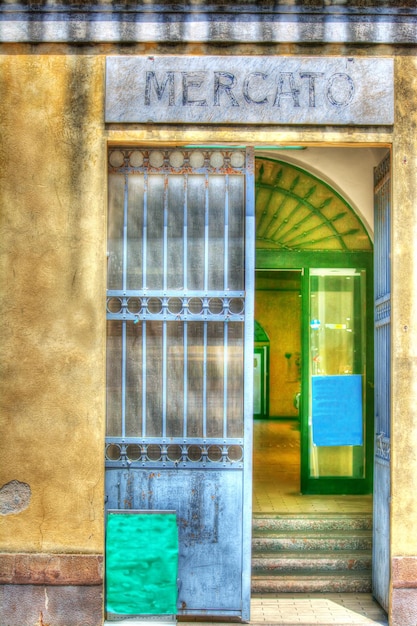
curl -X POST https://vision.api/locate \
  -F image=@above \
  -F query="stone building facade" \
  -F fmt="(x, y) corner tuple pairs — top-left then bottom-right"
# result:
(1, 2), (417, 625)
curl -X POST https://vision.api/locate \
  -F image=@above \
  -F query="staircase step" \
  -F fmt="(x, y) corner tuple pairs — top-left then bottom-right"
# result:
(252, 550), (372, 572)
(253, 512), (372, 532)
(252, 530), (372, 552)
(251, 513), (373, 594)
(251, 571), (372, 594)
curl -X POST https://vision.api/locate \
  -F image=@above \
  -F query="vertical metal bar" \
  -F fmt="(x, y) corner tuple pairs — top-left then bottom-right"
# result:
(242, 147), (254, 622)
(223, 322), (228, 438)
(202, 321), (207, 438)
(386, 173), (391, 439)
(162, 320), (167, 437)
(202, 170), (209, 438)
(223, 175), (229, 437)
(121, 173), (129, 436)
(224, 174), (229, 291)
(183, 173), (188, 437)
(121, 320), (127, 438)
(184, 174), (188, 290)
(142, 171), (148, 435)
(182, 174), (188, 437)
(162, 172), (169, 436)
(163, 173), (168, 292)
(142, 320), (147, 437)
(204, 172), (209, 292)
(374, 177), (378, 434)
(122, 174), (128, 292)
(143, 171), (148, 290)
(183, 321), (188, 438)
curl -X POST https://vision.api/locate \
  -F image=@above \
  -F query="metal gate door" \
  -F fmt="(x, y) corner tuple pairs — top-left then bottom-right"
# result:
(105, 147), (255, 620)
(372, 152), (391, 611)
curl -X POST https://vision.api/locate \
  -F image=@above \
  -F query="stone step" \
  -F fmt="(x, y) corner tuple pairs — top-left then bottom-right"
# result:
(251, 571), (372, 594)
(252, 550), (372, 572)
(251, 513), (373, 594)
(252, 512), (372, 532)
(252, 530), (372, 553)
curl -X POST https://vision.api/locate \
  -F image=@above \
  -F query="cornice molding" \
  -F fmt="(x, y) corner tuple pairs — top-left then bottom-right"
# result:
(1, 3), (417, 44)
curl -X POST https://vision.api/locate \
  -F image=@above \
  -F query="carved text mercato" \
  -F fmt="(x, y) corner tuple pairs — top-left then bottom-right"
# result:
(105, 57), (394, 125)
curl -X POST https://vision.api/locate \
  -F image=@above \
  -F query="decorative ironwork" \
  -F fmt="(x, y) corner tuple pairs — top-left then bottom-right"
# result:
(255, 158), (372, 251)
(109, 148), (247, 175)
(105, 439), (244, 469)
(375, 432), (391, 462)
(375, 295), (391, 327)
(107, 146), (251, 444)
(107, 293), (245, 322)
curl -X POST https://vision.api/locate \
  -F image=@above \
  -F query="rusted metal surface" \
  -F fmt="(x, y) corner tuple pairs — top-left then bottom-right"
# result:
(105, 468), (243, 616)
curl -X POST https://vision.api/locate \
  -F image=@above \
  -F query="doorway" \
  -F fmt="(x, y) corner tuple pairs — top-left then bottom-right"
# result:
(253, 154), (376, 498)
(251, 152), (377, 598)
(104, 145), (390, 617)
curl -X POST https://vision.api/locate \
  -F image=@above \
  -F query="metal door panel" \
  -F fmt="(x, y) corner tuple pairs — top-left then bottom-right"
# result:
(106, 468), (243, 614)
(372, 151), (391, 611)
(106, 147), (254, 620)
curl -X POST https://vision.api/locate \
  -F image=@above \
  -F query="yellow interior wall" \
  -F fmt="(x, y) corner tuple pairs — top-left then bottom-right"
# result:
(0, 54), (107, 552)
(255, 290), (301, 417)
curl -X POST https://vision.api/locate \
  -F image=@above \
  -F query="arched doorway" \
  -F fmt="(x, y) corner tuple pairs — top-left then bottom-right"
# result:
(254, 157), (374, 496)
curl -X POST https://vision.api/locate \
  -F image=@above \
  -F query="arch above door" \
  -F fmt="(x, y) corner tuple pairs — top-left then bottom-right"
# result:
(255, 157), (372, 253)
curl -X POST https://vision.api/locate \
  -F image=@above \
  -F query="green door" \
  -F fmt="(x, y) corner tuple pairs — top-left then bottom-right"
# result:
(301, 265), (373, 494)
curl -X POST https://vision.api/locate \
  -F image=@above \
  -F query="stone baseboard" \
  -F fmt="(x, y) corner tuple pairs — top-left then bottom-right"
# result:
(0, 553), (103, 626)
(0, 553), (103, 586)
(391, 556), (417, 626)
(0, 583), (103, 626)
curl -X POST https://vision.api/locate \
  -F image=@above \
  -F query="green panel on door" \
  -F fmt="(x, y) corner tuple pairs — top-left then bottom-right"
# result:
(106, 511), (178, 616)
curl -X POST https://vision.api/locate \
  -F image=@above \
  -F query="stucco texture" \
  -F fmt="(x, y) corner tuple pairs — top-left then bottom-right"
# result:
(391, 55), (417, 559)
(0, 54), (106, 552)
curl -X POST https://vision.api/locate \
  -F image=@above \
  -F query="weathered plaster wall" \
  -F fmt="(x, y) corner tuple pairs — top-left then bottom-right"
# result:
(0, 54), (106, 554)
(390, 54), (417, 624)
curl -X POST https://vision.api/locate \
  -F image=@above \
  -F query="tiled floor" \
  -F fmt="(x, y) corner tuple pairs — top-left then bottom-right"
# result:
(180, 595), (388, 626)
(250, 594), (388, 625)
(253, 419), (372, 514)
(246, 420), (386, 626)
